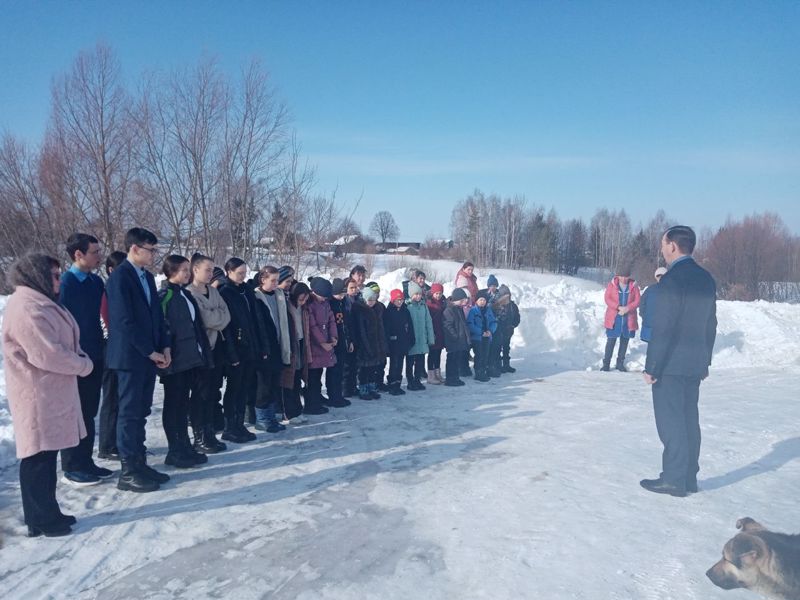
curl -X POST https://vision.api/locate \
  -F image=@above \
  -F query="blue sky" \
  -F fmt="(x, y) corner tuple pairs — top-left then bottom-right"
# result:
(1, 1), (799, 238)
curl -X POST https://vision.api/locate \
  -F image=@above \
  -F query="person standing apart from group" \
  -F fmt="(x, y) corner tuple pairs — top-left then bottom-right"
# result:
(641, 226), (717, 497)
(58, 234), (114, 486)
(602, 266), (641, 372)
(3, 254), (96, 536)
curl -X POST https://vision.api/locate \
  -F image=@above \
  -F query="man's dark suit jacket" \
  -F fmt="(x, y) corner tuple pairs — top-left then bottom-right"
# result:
(645, 256), (717, 379)
(105, 259), (169, 371)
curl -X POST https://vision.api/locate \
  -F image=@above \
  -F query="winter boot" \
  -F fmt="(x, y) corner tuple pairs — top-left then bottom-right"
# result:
(444, 376), (465, 387)
(221, 417), (249, 444)
(616, 361), (628, 372)
(501, 360), (516, 373)
(488, 365), (502, 378)
(388, 382), (405, 396)
(407, 378), (426, 391)
(426, 369), (442, 385)
(253, 407), (272, 431)
(368, 383), (381, 399)
(236, 412), (257, 441)
(358, 384), (374, 400)
(117, 459), (159, 493)
(179, 429), (208, 464)
(136, 455), (170, 484)
(195, 426), (225, 453)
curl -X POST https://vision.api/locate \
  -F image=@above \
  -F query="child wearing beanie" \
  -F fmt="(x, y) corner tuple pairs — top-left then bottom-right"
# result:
(383, 289), (414, 395)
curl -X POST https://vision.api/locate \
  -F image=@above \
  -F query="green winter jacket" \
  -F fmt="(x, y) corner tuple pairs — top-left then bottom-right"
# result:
(407, 299), (435, 356)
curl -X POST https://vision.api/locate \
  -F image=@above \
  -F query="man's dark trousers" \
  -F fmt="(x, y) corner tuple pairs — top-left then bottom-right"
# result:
(652, 375), (701, 489)
(115, 366), (157, 461)
(61, 359), (104, 471)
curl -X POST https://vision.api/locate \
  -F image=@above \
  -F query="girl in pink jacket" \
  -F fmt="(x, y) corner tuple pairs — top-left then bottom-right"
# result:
(602, 266), (641, 371)
(2, 254), (94, 537)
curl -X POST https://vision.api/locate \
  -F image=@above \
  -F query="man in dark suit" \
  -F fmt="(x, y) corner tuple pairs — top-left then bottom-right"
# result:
(641, 225), (717, 497)
(106, 228), (171, 493)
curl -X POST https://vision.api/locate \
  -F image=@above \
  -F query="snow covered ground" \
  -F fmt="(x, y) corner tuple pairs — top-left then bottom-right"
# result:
(1, 261), (799, 599)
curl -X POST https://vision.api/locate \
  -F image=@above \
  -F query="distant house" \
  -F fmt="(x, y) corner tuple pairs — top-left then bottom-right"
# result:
(377, 241), (422, 254)
(327, 234), (366, 256)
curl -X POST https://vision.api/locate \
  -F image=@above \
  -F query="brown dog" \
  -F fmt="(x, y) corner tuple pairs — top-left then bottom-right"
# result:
(707, 518), (800, 599)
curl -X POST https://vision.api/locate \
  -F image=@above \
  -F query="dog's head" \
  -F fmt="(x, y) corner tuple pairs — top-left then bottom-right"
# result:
(707, 518), (770, 591)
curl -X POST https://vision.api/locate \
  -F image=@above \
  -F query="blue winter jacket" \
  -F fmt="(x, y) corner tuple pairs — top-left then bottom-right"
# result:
(639, 284), (659, 343)
(467, 305), (498, 343)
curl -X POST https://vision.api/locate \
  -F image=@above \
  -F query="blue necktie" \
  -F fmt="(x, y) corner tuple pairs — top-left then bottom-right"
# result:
(139, 270), (151, 305)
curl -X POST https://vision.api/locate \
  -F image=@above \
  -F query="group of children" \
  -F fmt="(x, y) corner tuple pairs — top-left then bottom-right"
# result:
(79, 254), (524, 476)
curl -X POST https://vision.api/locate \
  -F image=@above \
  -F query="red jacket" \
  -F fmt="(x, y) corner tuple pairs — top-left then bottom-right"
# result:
(604, 277), (641, 331)
(426, 297), (445, 351)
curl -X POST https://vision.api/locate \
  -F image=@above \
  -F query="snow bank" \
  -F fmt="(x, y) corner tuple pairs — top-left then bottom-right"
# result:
(1, 262), (799, 470)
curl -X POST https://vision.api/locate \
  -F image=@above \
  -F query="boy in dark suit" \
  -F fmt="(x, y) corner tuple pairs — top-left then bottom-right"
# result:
(106, 228), (171, 493)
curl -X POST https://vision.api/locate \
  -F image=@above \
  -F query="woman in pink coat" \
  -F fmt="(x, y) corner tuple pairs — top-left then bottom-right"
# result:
(602, 265), (641, 372)
(2, 254), (94, 537)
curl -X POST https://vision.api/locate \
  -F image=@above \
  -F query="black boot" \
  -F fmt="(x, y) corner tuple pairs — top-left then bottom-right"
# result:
(117, 459), (160, 492)
(221, 417), (249, 443)
(236, 412), (257, 441)
(137, 455), (170, 483)
(196, 426), (226, 453)
(501, 360), (516, 373)
(602, 338), (615, 371)
(179, 429), (208, 464)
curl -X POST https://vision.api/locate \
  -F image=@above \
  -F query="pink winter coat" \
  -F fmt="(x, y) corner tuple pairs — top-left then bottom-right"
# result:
(604, 277), (641, 331)
(2, 286), (94, 459)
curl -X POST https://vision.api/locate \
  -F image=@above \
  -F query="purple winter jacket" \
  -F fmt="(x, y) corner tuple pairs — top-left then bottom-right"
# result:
(307, 297), (338, 369)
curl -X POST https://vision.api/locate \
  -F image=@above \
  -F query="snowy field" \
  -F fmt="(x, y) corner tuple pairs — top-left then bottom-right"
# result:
(1, 261), (799, 599)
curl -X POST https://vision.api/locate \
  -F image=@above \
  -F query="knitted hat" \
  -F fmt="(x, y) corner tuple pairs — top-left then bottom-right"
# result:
(476, 289), (491, 302)
(450, 288), (468, 302)
(430, 282), (444, 294)
(278, 265), (294, 284)
(365, 280), (380, 295)
(331, 277), (347, 295)
(211, 267), (226, 286)
(487, 274), (499, 287)
(362, 286), (377, 302)
(390, 289), (404, 303)
(407, 281), (423, 297)
(310, 277), (333, 298)
(654, 267), (667, 278)
(497, 284), (510, 297)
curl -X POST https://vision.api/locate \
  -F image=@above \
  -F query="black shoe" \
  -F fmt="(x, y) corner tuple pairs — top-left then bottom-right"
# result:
(407, 380), (425, 391)
(87, 463), (115, 479)
(639, 478), (686, 497)
(388, 384), (405, 396)
(600, 364), (611, 372)
(205, 427), (227, 452)
(474, 375), (490, 382)
(27, 523), (72, 537)
(97, 449), (120, 461)
(221, 429), (249, 444)
(165, 450), (199, 469)
(238, 426), (257, 442)
(62, 471), (101, 487)
(57, 513), (77, 526)
(326, 397), (351, 408)
(304, 405), (330, 415)
(378, 382), (390, 392)
(444, 379), (465, 387)
(265, 421), (286, 433)
(488, 368), (502, 378)
(501, 364), (516, 373)
(461, 368), (473, 377)
(194, 432), (222, 454)
(137, 458), (171, 484)
(616, 364), (628, 372)
(117, 460), (160, 493)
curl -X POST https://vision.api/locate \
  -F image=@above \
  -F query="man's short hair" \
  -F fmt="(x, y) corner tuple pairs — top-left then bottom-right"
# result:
(350, 265), (366, 276)
(664, 225), (696, 255)
(66, 233), (99, 260)
(124, 227), (158, 251)
(414, 270), (426, 279)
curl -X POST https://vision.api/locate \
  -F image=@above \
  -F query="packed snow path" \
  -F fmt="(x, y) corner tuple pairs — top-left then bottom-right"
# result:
(1, 364), (797, 599)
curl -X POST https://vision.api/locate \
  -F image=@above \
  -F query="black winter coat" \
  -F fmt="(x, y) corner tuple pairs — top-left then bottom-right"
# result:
(158, 283), (212, 375)
(252, 289), (283, 370)
(645, 257), (717, 379)
(383, 303), (415, 356)
(443, 303), (471, 352)
(350, 300), (384, 367)
(371, 301), (388, 359)
(494, 300), (521, 337)
(218, 278), (266, 363)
